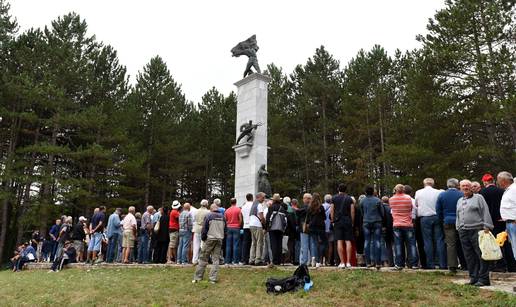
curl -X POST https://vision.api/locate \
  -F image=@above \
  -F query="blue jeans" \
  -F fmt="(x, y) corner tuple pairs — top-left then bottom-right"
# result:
(420, 215), (447, 269)
(507, 222), (516, 261)
(309, 233), (320, 263)
(299, 232), (310, 265)
(393, 227), (418, 268)
(106, 233), (120, 263)
(225, 228), (241, 264)
(177, 230), (192, 264)
(364, 222), (382, 265)
(138, 231), (150, 263)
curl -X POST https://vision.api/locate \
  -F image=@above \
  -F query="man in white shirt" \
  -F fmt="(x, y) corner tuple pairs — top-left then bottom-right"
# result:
(498, 171), (516, 260)
(249, 192), (265, 265)
(240, 193), (254, 265)
(415, 178), (446, 269)
(121, 206), (137, 263)
(192, 200), (210, 265)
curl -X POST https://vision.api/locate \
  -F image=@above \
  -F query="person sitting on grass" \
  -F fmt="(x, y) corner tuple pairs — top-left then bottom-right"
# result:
(11, 242), (36, 272)
(192, 203), (226, 284)
(49, 240), (77, 272)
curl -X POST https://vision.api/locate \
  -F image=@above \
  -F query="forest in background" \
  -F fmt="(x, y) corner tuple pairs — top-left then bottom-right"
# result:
(0, 0), (514, 260)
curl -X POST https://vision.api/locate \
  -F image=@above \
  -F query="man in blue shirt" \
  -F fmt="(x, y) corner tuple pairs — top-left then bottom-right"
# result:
(88, 206), (106, 263)
(49, 219), (61, 261)
(436, 178), (464, 273)
(106, 208), (122, 263)
(12, 242), (36, 271)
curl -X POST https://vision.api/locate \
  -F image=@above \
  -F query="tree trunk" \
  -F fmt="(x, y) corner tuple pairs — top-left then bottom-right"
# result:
(15, 128), (40, 245)
(0, 115), (21, 261)
(471, 14), (497, 150)
(378, 97), (387, 195)
(365, 99), (374, 183)
(301, 125), (310, 191)
(321, 97), (329, 192)
(144, 129), (153, 207)
(39, 123), (59, 236)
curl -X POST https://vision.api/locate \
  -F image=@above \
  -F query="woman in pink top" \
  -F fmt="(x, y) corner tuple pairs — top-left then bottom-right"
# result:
(389, 184), (418, 270)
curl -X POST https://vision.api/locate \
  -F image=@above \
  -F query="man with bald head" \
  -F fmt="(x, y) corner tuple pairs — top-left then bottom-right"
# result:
(122, 206), (137, 263)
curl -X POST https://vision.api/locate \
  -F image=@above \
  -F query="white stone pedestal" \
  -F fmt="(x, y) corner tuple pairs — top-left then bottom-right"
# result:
(233, 73), (271, 206)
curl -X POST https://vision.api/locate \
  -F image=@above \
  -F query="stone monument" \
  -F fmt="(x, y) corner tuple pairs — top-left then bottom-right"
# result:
(231, 35), (270, 204)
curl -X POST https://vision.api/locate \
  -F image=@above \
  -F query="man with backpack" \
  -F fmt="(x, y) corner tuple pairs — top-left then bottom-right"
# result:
(266, 194), (288, 266)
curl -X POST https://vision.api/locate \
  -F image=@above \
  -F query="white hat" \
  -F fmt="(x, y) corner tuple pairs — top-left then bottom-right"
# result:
(79, 216), (87, 222)
(172, 200), (181, 209)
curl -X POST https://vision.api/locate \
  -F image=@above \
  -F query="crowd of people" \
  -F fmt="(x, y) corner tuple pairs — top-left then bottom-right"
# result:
(11, 171), (516, 286)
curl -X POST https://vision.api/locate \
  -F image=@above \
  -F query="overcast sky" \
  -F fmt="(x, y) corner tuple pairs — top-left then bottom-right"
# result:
(10, 0), (444, 103)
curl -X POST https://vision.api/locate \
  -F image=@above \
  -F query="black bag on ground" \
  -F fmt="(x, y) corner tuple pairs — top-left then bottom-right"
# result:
(265, 264), (310, 294)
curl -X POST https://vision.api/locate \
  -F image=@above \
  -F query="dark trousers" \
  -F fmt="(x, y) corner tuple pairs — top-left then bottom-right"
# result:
(459, 229), (490, 284)
(420, 215), (447, 269)
(106, 233), (121, 263)
(51, 257), (72, 271)
(414, 218), (427, 269)
(287, 235), (296, 264)
(269, 230), (284, 265)
(50, 241), (58, 262)
(14, 257), (34, 271)
(241, 228), (252, 264)
(154, 241), (168, 263)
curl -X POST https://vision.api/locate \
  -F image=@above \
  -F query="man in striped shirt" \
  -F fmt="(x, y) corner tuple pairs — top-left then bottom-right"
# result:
(389, 184), (419, 270)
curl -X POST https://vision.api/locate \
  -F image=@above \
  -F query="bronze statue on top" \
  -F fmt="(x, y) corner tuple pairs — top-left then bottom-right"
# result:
(231, 35), (261, 78)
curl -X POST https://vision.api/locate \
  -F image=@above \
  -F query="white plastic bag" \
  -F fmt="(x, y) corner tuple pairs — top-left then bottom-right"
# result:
(478, 230), (502, 261)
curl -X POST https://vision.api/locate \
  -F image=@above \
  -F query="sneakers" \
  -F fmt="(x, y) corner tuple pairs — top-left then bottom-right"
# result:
(393, 266), (403, 271)
(192, 280), (198, 284)
(315, 263), (321, 268)
(346, 263), (352, 268)
(209, 280), (217, 284)
(474, 281), (490, 287)
(338, 263), (346, 269)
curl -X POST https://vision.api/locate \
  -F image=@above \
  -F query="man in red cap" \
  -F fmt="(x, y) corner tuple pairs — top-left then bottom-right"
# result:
(479, 173), (508, 271)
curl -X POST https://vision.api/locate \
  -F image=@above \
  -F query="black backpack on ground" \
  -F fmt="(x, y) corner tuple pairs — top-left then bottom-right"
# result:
(265, 264), (310, 294)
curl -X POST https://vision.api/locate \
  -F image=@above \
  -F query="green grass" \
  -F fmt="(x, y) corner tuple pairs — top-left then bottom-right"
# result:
(0, 267), (514, 306)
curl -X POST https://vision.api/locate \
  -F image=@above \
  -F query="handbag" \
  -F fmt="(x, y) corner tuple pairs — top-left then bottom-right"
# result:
(153, 220), (160, 233)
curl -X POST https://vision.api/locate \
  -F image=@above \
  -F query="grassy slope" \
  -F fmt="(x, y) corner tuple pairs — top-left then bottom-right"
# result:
(0, 267), (514, 306)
